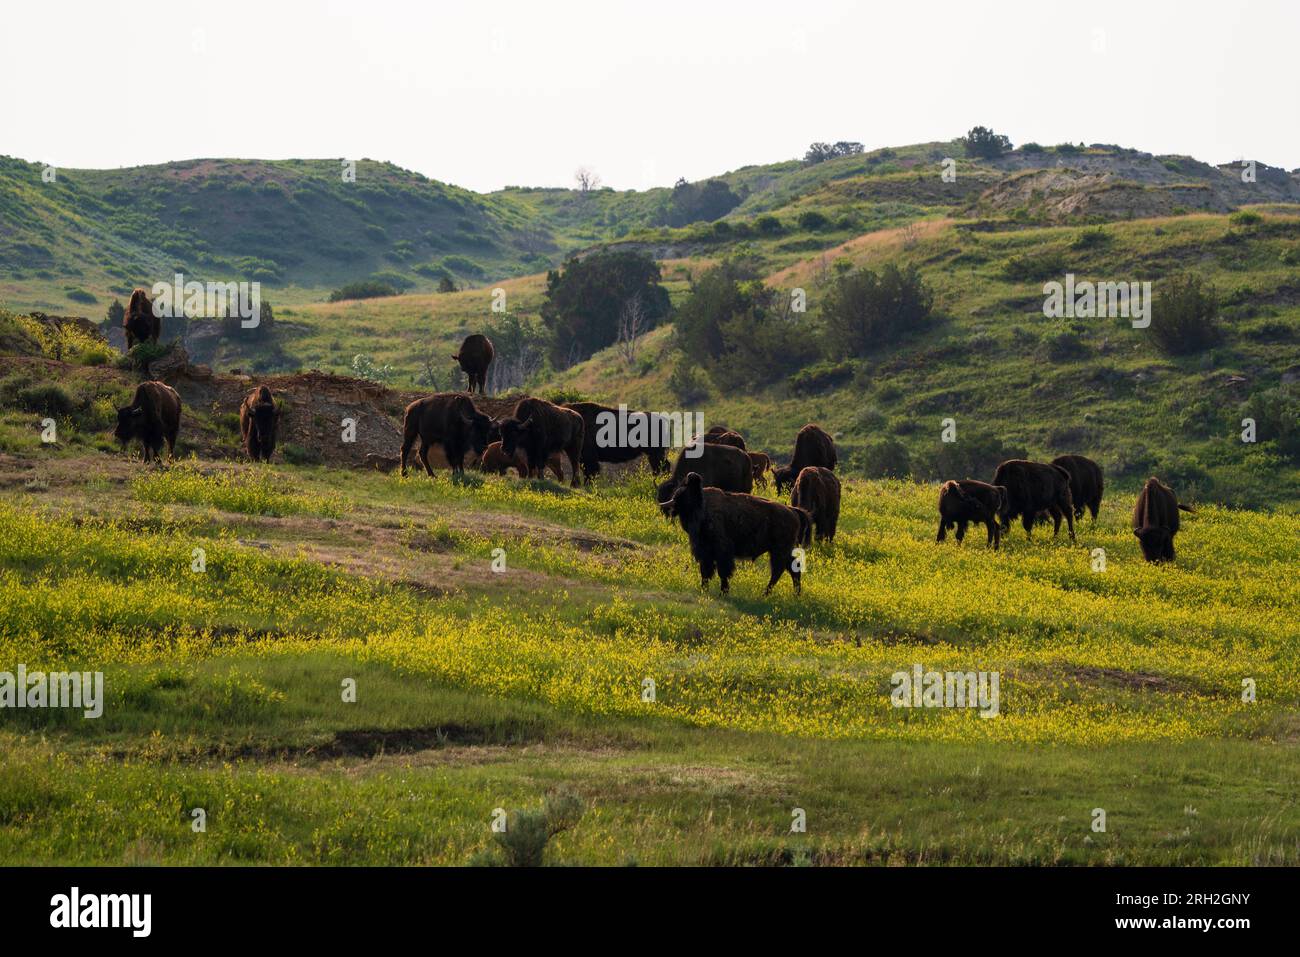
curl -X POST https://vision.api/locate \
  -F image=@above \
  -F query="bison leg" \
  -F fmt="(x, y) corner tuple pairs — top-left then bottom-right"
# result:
(1064, 507), (1076, 543)
(565, 446), (581, 488)
(937, 520), (948, 543)
(698, 556), (716, 590)
(955, 520), (968, 544)
(417, 440), (435, 477)
(717, 553), (736, 594)
(1021, 512), (1035, 538)
(400, 429), (418, 476)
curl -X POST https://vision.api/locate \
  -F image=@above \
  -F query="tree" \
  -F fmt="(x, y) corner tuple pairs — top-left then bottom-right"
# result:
(616, 294), (650, 367)
(821, 263), (934, 356)
(483, 312), (550, 392)
(804, 141), (865, 165)
(663, 178), (742, 226)
(574, 167), (601, 195)
(437, 276), (457, 294)
(106, 299), (125, 328)
(961, 126), (1012, 159)
(540, 251), (670, 367)
(1150, 274), (1221, 355)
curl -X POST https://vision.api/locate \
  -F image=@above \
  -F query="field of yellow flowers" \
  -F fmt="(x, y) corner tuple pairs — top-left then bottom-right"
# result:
(1, 458), (1297, 864)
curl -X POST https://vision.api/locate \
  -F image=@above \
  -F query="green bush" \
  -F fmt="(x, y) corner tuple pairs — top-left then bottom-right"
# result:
(327, 281), (398, 302)
(1001, 249), (1067, 282)
(17, 383), (74, 417)
(1150, 274), (1221, 355)
(857, 436), (912, 478)
(790, 359), (855, 395)
(820, 263), (934, 357)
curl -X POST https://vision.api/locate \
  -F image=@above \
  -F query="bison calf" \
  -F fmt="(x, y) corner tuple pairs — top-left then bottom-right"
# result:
(478, 441), (565, 483)
(1132, 477), (1194, 562)
(666, 472), (810, 595)
(937, 480), (1009, 550)
(791, 466), (841, 544)
(114, 381), (181, 462)
(239, 385), (279, 462)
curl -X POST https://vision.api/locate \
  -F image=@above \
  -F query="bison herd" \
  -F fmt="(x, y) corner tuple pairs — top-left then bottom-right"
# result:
(107, 325), (1196, 592)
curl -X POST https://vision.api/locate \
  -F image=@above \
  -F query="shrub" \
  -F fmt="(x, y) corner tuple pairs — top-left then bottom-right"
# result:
(1070, 227), (1110, 250)
(797, 210), (830, 231)
(961, 126), (1012, 159)
(1242, 386), (1300, 463)
(328, 280), (398, 302)
(754, 215), (783, 235)
(667, 360), (709, 404)
(1020, 142), (1045, 153)
(820, 263), (934, 357)
(1041, 331), (1089, 363)
(1149, 274), (1221, 355)
(17, 383), (74, 417)
(490, 790), (583, 867)
(1001, 249), (1067, 281)
(857, 436), (911, 478)
(790, 359), (855, 395)
(1229, 210), (1262, 228)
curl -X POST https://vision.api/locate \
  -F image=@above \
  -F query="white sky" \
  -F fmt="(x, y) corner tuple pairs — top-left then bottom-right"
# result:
(4, 0), (1297, 193)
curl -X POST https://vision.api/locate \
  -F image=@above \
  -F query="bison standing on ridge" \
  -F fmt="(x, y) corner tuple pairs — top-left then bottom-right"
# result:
(937, 479), (1010, 550)
(665, 472), (810, 595)
(991, 459), (1076, 541)
(123, 288), (161, 348)
(452, 334), (494, 394)
(477, 440), (565, 482)
(400, 392), (492, 477)
(791, 466), (841, 544)
(496, 397), (585, 487)
(239, 385), (279, 462)
(1132, 477), (1194, 563)
(1052, 454), (1104, 522)
(657, 441), (753, 507)
(114, 380), (180, 462)
(563, 400), (670, 482)
(774, 424), (837, 494)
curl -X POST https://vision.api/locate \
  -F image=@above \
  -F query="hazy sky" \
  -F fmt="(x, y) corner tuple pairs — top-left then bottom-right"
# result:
(5, 0), (1297, 193)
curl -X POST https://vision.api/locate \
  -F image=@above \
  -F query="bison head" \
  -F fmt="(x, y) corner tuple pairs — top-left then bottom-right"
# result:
(666, 472), (707, 528)
(114, 404), (144, 446)
(464, 409), (492, 455)
(248, 401), (277, 444)
(773, 466), (795, 495)
(497, 414), (535, 459)
(993, 485), (1011, 523)
(1134, 525), (1171, 563)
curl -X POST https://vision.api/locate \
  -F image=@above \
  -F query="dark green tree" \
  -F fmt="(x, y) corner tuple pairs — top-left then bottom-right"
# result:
(540, 251), (670, 367)
(961, 126), (1012, 159)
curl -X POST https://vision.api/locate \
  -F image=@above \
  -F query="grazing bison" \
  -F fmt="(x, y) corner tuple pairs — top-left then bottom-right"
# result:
(991, 459), (1076, 541)
(1132, 477), (1194, 563)
(114, 380), (180, 462)
(665, 472), (810, 595)
(656, 441), (753, 507)
(123, 288), (161, 348)
(239, 385), (279, 462)
(791, 466), (841, 544)
(400, 392), (492, 477)
(747, 451), (772, 488)
(774, 424), (837, 494)
(936, 479), (1010, 550)
(452, 334), (494, 394)
(496, 397), (585, 487)
(563, 401), (670, 482)
(702, 428), (747, 451)
(1052, 454), (1104, 522)
(477, 440), (565, 483)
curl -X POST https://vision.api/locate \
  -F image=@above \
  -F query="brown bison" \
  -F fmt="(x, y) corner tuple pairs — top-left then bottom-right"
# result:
(123, 288), (161, 348)
(452, 334), (494, 394)
(1052, 454), (1104, 522)
(747, 451), (772, 488)
(665, 472), (810, 595)
(114, 380), (181, 462)
(1132, 477), (1194, 563)
(791, 466), (841, 544)
(239, 385), (279, 462)
(657, 441), (753, 507)
(991, 459), (1076, 541)
(937, 479), (1010, 550)
(477, 440), (565, 482)
(496, 397), (585, 487)
(400, 392), (492, 477)
(563, 401), (670, 482)
(774, 424), (837, 494)
(702, 428), (747, 451)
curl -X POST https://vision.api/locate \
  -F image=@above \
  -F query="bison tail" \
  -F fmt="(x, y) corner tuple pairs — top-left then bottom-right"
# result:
(795, 507), (812, 547)
(1177, 503), (1196, 514)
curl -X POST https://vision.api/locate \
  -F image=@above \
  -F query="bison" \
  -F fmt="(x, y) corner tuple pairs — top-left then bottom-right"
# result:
(563, 401), (670, 482)
(747, 451), (772, 488)
(496, 397), (585, 487)
(791, 466), (841, 544)
(774, 424), (837, 494)
(702, 428), (747, 451)
(1051, 454), (1104, 522)
(991, 459), (1076, 541)
(477, 440), (565, 483)
(114, 380), (180, 462)
(656, 441), (753, 507)
(936, 479), (1010, 550)
(239, 385), (279, 462)
(665, 472), (810, 595)
(452, 334), (494, 394)
(123, 288), (161, 349)
(400, 392), (492, 477)
(1132, 477), (1194, 563)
